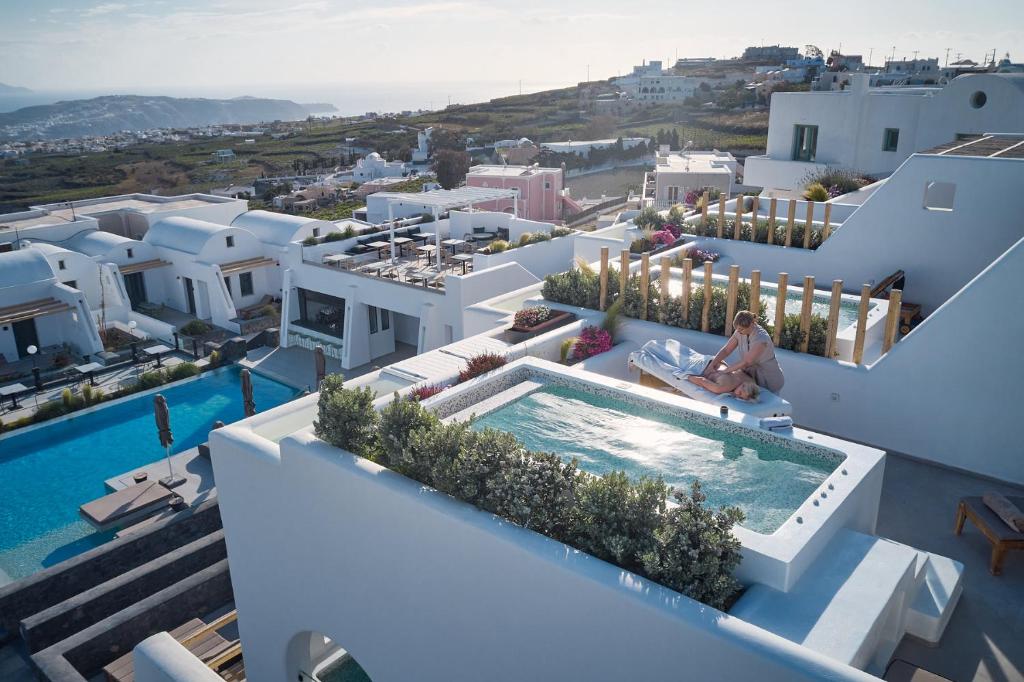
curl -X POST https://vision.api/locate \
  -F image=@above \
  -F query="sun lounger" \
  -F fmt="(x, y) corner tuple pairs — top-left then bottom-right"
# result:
(627, 339), (792, 418)
(79, 481), (175, 532)
(103, 616), (233, 682)
(955, 495), (1024, 575)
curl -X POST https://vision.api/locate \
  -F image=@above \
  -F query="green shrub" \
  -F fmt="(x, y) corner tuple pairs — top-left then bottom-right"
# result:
(458, 352), (507, 383)
(803, 182), (829, 202)
(634, 207), (665, 231)
(61, 388), (74, 409)
(302, 236), (318, 246)
(35, 399), (70, 421)
(419, 212), (435, 223)
(208, 350), (221, 368)
(517, 232), (535, 247)
(322, 231), (345, 242)
(574, 472), (666, 570)
(550, 226), (573, 238)
(378, 393), (441, 480)
(167, 362), (201, 381)
(137, 370), (167, 390)
(179, 320), (211, 336)
(313, 375), (378, 458)
(341, 226), (357, 239)
(768, 313), (829, 357)
(82, 383), (94, 406)
(560, 336), (578, 363)
(542, 263), (618, 310)
(488, 239), (509, 253)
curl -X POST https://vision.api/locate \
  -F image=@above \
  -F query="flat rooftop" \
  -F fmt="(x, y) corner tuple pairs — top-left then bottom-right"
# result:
(468, 165), (561, 177)
(922, 134), (1024, 159)
(371, 186), (518, 209)
(654, 151), (734, 173)
(32, 193), (234, 219)
(0, 211), (93, 231)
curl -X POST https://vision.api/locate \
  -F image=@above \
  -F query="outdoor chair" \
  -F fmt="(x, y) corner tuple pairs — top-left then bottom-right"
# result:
(955, 495), (1024, 575)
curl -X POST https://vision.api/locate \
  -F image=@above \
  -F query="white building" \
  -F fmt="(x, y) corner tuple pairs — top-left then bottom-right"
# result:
(411, 127), (433, 163)
(612, 61), (702, 104)
(539, 137), (649, 157)
(744, 72), (1024, 195)
(352, 152), (408, 182)
(643, 148), (737, 208)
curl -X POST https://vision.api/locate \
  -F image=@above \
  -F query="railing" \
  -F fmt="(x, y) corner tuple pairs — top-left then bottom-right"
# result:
(301, 257), (448, 294)
(688, 192), (838, 249)
(288, 327), (344, 359)
(597, 246), (903, 365)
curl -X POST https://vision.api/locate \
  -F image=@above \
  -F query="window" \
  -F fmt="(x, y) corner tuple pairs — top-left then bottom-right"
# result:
(544, 181), (551, 189)
(63, 280), (77, 289)
(239, 272), (254, 296)
(970, 91), (987, 109)
(381, 308), (390, 331)
(224, 276), (232, 295)
(225, 235), (235, 248)
(312, 227), (320, 238)
(58, 259), (66, 270)
(0, 243), (12, 253)
(791, 124), (818, 162)
(923, 181), (956, 211)
(368, 305), (378, 334)
(882, 128), (900, 152)
(667, 186), (679, 202)
(126, 248), (134, 259)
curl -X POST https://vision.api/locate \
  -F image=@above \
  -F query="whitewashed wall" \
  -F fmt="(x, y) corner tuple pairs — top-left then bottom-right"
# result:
(471, 234), (577, 279)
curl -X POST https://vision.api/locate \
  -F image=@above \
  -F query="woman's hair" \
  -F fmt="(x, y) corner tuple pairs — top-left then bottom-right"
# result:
(734, 310), (756, 329)
(737, 379), (761, 401)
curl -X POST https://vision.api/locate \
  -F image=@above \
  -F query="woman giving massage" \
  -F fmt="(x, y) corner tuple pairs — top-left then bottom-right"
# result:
(685, 310), (785, 401)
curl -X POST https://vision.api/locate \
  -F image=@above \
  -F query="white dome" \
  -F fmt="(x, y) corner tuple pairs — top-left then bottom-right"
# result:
(0, 249), (56, 288)
(366, 152), (382, 160)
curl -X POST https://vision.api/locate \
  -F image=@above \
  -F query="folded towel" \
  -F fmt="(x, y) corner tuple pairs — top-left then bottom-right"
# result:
(983, 492), (1024, 533)
(760, 416), (794, 431)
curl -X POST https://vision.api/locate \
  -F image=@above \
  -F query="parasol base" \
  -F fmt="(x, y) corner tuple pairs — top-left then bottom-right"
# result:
(160, 475), (187, 488)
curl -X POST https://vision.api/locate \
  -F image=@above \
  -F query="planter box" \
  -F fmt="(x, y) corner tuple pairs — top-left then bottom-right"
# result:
(508, 310), (575, 342)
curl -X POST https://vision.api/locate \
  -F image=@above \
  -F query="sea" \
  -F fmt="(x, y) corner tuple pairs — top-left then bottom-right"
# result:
(0, 80), (576, 117)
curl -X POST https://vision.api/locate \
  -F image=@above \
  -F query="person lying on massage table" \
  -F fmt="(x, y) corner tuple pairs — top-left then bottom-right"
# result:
(686, 370), (761, 401)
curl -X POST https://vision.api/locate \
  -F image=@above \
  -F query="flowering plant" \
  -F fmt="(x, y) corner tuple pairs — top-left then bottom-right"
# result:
(651, 229), (677, 247)
(513, 305), (553, 328)
(661, 222), (682, 238)
(684, 189), (700, 206)
(410, 384), (445, 401)
(827, 184), (843, 199)
(572, 326), (613, 360)
(689, 248), (720, 267)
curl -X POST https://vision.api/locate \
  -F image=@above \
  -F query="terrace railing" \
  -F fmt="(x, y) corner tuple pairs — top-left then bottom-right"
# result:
(688, 191), (837, 249)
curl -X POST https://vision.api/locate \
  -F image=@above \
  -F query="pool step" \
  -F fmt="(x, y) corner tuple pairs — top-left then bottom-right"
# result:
(904, 550), (964, 645)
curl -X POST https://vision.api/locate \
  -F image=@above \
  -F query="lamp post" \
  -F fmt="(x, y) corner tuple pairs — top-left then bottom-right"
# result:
(27, 344), (40, 408)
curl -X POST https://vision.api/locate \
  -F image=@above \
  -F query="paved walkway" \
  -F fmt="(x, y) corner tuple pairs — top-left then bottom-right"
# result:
(240, 342), (418, 391)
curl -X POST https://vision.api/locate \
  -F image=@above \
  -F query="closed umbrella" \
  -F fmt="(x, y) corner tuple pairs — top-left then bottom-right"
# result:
(315, 345), (326, 388)
(240, 368), (256, 417)
(154, 394), (184, 488)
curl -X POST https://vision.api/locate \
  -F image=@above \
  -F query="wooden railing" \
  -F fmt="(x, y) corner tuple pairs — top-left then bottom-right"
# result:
(595, 246), (902, 364)
(690, 190), (835, 248)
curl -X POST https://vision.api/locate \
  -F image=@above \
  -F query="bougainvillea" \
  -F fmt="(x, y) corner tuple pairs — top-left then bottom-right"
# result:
(651, 229), (676, 247)
(410, 384), (446, 401)
(513, 305), (552, 328)
(572, 326), (613, 360)
(688, 248), (720, 267)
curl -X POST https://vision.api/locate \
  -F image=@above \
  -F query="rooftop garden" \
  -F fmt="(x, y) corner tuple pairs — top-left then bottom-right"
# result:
(484, 226), (573, 254)
(313, 375), (745, 610)
(635, 204), (829, 251)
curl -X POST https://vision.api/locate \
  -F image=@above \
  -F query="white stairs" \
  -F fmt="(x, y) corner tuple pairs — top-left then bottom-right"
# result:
(730, 529), (963, 676)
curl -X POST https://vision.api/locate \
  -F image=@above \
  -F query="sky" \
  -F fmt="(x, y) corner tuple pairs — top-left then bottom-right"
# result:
(1, 0), (1022, 96)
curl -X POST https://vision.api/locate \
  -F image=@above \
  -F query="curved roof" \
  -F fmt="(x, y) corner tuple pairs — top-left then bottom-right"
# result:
(0, 249), (56, 288)
(144, 216), (231, 254)
(230, 210), (324, 246)
(27, 242), (75, 256)
(65, 230), (136, 257)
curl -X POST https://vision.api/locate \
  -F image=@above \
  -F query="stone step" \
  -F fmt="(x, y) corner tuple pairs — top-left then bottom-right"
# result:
(905, 551), (964, 645)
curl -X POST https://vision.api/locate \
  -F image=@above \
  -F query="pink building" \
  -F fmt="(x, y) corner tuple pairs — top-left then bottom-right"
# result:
(464, 165), (568, 222)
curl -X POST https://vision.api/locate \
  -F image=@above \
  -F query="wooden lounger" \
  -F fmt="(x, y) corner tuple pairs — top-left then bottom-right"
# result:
(79, 481), (174, 532)
(103, 617), (233, 682)
(955, 496), (1024, 575)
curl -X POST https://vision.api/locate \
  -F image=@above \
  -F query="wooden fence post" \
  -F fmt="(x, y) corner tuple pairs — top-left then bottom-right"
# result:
(681, 258), (692, 326)
(733, 196), (743, 239)
(659, 257), (671, 323)
(804, 200), (814, 249)
(725, 265), (740, 336)
(640, 253), (650, 321)
(701, 190), (709, 222)
(773, 273), (788, 345)
(599, 247), (609, 311)
(824, 279), (843, 359)
(882, 289), (903, 354)
(786, 201), (796, 247)
(749, 196), (759, 242)
(701, 262), (713, 332)
(620, 249), (629, 300)
(750, 269), (761, 318)
(767, 197), (777, 245)
(852, 284), (871, 364)
(717, 194), (726, 237)
(822, 203), (832, 241)
(798, 275), (815, 353)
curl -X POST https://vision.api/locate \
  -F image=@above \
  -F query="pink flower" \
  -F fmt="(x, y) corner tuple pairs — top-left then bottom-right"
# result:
(652, 229), (676, 247)
(572, 326), (613, 360)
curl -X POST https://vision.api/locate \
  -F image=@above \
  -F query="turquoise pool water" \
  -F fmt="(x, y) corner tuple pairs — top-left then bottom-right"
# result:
(0, 367), (297, 583)
(319, 657), (371, 682)
(471, 385), (835, 533)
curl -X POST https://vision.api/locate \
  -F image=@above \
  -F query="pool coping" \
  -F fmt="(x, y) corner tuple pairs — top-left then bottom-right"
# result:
(425, 356), (887, 592)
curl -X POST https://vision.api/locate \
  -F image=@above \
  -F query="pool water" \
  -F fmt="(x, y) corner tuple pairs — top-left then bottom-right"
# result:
(0, 367), (297, 583)
(470, 385), (835, 534)
(761, 290), (865, 329)
(318, 657), (371, 682)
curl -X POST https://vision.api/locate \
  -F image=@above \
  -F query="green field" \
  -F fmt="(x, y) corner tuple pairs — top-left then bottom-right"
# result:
(1, 84), (767, 211)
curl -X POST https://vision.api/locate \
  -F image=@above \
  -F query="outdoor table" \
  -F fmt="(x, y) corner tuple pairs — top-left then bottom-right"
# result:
(451, 253), (474, 275)
(74, 361), (104, 387)
(416, 244), (437, 264)
(411, 232), (434, 243)
(367, 241), (391, 260)
(442, 238), (467, 254)
(143, 344), (173, 368)
(393, 236), (413, 256)
(323, 253), (352, 267)
(0, 382), (28, 410)
(469, 231), (496, 243)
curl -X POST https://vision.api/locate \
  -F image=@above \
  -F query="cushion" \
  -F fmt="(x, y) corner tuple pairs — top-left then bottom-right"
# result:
(963, 496), (1024, 542)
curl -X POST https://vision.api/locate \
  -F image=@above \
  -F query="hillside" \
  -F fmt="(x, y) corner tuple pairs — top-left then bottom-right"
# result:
(0, 82), (32, 95)
(0, 95), (334, 141)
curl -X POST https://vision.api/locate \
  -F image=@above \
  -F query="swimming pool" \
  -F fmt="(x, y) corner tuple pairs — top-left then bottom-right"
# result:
(471, 384), (834, 534)
(0, 366), (297, 583)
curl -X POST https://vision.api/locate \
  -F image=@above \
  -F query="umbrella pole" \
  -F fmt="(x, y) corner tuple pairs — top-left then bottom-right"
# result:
(161, 445), (184, 488)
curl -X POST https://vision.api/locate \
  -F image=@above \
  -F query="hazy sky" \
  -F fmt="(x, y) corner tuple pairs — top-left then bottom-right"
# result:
(1, 0), (1021, 93)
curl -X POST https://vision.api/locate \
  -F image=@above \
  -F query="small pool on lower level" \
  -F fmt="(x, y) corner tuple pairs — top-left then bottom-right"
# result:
(470, 384), (836, 534)
(0, 366), (298, 584)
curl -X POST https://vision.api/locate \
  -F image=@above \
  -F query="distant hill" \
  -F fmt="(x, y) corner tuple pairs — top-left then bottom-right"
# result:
(0, 95), (328, 141)
(0, 82), (32, 95)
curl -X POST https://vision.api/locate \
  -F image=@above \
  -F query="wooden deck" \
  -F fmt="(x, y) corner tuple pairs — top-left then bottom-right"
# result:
(79, 481), (174, 531)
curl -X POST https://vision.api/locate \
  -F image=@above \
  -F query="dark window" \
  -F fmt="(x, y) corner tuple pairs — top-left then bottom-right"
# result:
(368, 305), (378, 334)
(239, 272), (254, 296)
(381, 308), (390, 331)
(126, 248), (134, 258)
(882, 128), (900, 152)
(0, 243), (12, 253)
(792, 124), (818, 162)
(63, 280), (77, 289)
(58, 259), (66, 270)
(970, 91), (987, 109)
(312, 227), (320, 238)
(226, 235), (235, 248)
(224, 276), (232, 295)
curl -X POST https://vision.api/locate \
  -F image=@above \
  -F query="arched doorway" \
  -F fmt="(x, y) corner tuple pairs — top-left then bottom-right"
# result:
(288, 630), (372, 682)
